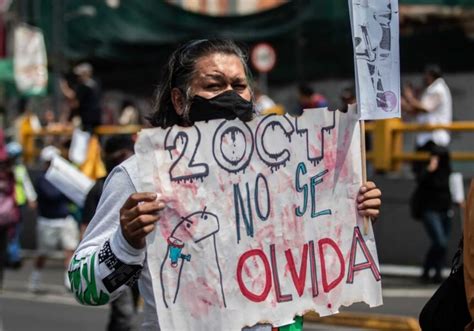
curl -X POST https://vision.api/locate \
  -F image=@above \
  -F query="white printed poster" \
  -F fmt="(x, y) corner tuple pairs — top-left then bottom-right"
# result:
(13, 24), (48, 96)
(349, 0), (400, 120)
(136, 109), (382, 331)
(45, 156), (95, 207)
(69, 129), (91, 166)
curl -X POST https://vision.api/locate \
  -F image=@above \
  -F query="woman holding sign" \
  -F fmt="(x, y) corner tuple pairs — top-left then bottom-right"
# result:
(69, 39), (382, 331)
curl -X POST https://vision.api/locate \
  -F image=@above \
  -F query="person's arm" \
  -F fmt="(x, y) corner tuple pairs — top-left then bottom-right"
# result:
(60, 79), (76, 100)
(69, 165), (164, 306)
(21, 165), (38, 208)
(403, 86), (441, 114)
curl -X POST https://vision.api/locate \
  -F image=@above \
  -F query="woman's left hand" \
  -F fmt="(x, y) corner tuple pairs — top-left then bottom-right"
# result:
(357, 181), (382, 219)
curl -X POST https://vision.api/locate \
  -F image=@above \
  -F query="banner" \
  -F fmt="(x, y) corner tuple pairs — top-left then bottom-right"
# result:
(349, 0), (400, 120)
(13, 24), (48, 96)
(136, 109), (382, 331)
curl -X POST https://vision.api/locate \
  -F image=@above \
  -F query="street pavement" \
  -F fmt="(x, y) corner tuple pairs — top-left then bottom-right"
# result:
(0, 259), (437, 331)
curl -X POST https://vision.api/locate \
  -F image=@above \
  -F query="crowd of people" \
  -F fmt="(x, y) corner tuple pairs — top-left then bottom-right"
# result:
(0, 62), (146, 330)
(0, 38), (470, 331)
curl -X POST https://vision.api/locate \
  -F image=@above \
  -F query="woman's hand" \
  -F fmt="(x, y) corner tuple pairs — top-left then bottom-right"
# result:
(120, 192), (166, 249)
(357, 181), (382, 220)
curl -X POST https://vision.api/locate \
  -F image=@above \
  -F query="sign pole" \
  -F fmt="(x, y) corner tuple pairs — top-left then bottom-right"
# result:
(360, 120), (370, 235)
(260, 72), (268, 94)
(251, 43), (276, 91)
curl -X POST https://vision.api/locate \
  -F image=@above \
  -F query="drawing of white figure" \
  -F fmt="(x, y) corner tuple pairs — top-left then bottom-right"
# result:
(159, 208), (226, 308)
(354, 0), (397, 112)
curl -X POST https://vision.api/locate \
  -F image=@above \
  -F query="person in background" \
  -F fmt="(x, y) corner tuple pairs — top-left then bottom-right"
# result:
(0, 130), (19, 289)
(82, 135), (138, 331)
(295, 84), (329, 116)
(6, 142), (37, 268)
(61, 63), (102, 133)
(118, 100), (141, 126)
(9, 98), (42, 165)
(402, 65), (453, 176)
(42, 109), (56, 128)
(29, 146), (79, 292)
(339, 86), (356, 113)
(413, 145), (453, 283)
(254, 86), (276, 116)
(11, 98), (42, 144)
(339, 86), (373, 159)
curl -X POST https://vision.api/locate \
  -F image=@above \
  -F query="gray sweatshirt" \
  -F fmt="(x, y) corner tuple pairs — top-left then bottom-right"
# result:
(68, 156), (158, 330)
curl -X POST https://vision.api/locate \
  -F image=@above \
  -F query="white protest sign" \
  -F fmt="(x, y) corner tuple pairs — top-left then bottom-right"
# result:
(136, 109), (382, 331)
(450, 172), (465, 205)
(45, 155), (95, 207)
(349, 0), (400, 120)
(13, 24), (48, 96)
(69, 129), (91, 166)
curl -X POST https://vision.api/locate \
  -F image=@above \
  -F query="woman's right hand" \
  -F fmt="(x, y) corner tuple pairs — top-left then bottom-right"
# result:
(119, 192), (166, 249)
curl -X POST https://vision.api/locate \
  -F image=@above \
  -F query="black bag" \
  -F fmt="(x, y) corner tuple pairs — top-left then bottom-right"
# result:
(419, 265), (471, 330)
(410, 187), (423, 220)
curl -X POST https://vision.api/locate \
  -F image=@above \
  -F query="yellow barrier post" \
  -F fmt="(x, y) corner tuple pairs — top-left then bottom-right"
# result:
(391, 118), (404, 171)
(371, 118), (401, 172)
(304, 311), (420, 331)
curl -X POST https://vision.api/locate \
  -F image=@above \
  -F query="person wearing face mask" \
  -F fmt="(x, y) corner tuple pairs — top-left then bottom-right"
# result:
(68, 39), (382, 331)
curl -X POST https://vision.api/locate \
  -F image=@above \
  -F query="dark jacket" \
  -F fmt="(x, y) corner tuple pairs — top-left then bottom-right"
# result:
(81, 177), (106, 226)
(36, 174), (70, 219)
(415, 145), (452, 212)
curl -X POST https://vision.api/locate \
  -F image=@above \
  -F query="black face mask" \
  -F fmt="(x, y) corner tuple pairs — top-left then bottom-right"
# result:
(188, 90), (254, 123)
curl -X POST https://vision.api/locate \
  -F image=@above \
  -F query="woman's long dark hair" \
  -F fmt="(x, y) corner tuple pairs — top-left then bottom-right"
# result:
(149, 39), (253, 129)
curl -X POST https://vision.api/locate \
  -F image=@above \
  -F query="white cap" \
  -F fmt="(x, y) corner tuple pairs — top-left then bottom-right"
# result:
(40, 146), (60, 162)
(73, 63), (93, 76)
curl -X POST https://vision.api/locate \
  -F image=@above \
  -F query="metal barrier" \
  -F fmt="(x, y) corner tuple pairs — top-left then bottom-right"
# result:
(367, 119), (474, 172)
(22, 124), (142, 163)
(23, 120), (474, 171)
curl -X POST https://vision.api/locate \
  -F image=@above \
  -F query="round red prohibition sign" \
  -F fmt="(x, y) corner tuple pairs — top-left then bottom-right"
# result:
(251, 43), (276, 73)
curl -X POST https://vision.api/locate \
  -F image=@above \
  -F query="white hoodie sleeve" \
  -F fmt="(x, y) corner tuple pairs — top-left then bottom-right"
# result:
(68, 163), (145, 305)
